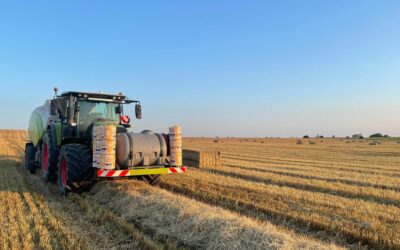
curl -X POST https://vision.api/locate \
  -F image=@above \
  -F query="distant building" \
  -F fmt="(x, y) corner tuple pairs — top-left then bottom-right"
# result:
(352, 134), (363, 139)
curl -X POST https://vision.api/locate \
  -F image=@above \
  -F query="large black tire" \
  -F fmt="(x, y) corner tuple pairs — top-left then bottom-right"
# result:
(57, 144), (94, 195)
(142, 175), (162, 186)
(25, 143), (36, 174)
(41, 130), (59, 182)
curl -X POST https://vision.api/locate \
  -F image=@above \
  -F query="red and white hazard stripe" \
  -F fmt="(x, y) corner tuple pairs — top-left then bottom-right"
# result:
(98, 169), (130, 177)
(168, 167), (186, 174)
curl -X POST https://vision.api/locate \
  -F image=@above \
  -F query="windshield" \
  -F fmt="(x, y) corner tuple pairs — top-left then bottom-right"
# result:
(78, 101), (119, 132)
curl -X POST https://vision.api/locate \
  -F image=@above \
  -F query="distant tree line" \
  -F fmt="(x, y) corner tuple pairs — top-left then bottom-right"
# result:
(369, 133), (390, 138)
(301, 133), (391, 139)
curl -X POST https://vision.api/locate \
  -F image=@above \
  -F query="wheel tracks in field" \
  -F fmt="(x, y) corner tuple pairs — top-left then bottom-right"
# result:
(0, 192), (9, 249)
(160, 171), (400, 249)
(0, 161), (52, 249)
(31, 193), (90, 249)
(15, 142), (178, 250)
(96, 180), (341, 250)
(4, 156), (87, 249)
(15, 161), (88, 249)
(10, 192), (34, 249)
(19, 166), (168, 250)
(0, 198), (13, 249)
(223, 163), (400, 192)
(159, 180), (361, 249)
(22, 192), (56, 249)
(53, 179), (340, 250)
(69, 193), (167, 250)
(205, 166), (400, 208)
(4, 192), (26, 249)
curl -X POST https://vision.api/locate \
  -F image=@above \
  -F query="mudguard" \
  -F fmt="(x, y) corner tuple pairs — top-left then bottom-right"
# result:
(48, 123), (62, 147)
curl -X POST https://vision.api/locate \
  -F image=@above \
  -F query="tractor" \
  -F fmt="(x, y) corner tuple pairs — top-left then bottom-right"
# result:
(25, 88), (186, 195)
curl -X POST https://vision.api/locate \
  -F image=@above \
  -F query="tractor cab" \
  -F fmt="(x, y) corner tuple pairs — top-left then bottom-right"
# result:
(51, 91), (141, 138)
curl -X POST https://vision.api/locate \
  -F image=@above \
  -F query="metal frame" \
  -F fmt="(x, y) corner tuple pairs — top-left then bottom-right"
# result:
(97, 166), (187, 178)
(60, 91), (139, 104)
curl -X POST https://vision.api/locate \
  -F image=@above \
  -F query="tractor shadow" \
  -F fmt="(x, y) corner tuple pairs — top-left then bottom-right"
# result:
(0, 156), (26, 192)
(0, 141), (32, 192)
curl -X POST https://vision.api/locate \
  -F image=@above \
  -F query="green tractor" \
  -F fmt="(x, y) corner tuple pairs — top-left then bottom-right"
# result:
(25, 88), (186, 195)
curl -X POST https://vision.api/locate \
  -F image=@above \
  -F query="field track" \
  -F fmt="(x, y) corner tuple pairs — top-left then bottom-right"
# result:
(1, 131), (399, 249)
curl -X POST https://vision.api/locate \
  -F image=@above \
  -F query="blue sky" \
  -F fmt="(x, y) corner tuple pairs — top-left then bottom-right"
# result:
(0, 1), (399, 137)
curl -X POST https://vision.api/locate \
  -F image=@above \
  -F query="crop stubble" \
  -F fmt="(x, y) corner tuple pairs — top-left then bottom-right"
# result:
(1, 132), (399, 249)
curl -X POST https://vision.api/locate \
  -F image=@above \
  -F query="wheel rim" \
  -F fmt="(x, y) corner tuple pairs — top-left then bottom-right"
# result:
(42, 144), (49, 173)
(61, 159), (67, 186)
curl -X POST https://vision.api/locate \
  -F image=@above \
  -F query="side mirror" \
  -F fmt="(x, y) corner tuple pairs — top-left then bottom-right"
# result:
(135, 104), (142, 119)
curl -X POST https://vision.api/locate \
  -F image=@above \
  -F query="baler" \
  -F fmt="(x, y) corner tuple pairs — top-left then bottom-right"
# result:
(25, 88), (186, 195)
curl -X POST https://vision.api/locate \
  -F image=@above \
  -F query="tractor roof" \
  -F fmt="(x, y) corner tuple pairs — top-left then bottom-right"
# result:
(60, 91), (138, 104)
(61, 91), (126, 99)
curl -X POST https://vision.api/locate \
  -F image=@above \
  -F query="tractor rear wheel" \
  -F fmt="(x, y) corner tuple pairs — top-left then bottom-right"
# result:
(57, 144), (94, 195)
(41, 130), (59, 182)
(25, 143), (36, 174)
(142, 175), (162, 186)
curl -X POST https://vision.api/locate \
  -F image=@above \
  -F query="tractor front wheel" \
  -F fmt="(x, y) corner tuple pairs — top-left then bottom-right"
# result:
(25, 143), (36, 174)
(57, 144), (94, 195)
(41, 131), (59, 182)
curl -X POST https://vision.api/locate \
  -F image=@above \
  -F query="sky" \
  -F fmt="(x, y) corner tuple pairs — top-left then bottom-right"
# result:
(0, 1), (399, 137)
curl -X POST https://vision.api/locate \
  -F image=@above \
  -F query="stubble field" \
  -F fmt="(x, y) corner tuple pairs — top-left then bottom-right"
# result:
(0, 130), (399, 249)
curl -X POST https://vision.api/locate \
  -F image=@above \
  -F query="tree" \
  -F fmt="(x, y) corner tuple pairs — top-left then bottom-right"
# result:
(303, 135), (309, 138)
(370, 133), (383, 138)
